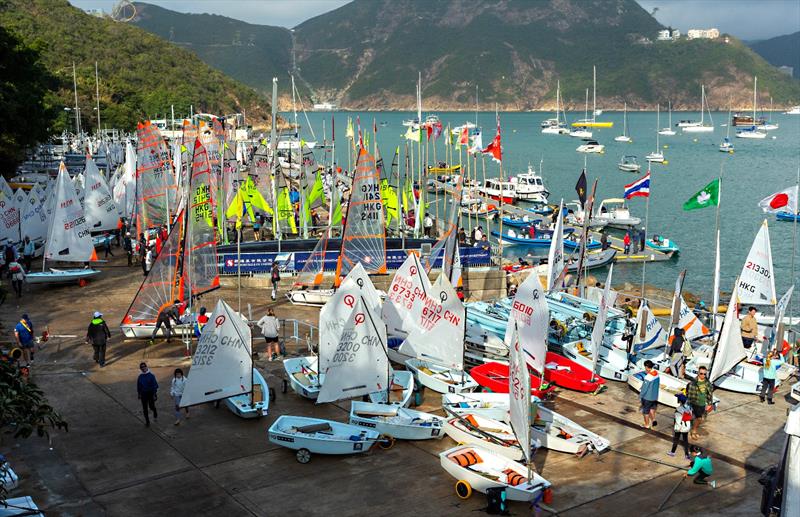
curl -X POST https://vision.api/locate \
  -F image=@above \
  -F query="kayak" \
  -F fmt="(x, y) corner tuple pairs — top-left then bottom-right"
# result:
(543, 351), (606, 393)
(470, 362), (556, 399)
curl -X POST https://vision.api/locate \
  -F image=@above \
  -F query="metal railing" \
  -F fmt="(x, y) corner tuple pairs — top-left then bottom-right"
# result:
(277, 318), (318, 355)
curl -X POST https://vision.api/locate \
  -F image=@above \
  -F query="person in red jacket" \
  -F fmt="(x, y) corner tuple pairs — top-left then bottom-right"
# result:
(623, 231), (631, 254)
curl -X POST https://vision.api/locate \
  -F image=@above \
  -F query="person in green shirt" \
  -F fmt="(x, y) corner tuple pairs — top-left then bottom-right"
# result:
(684, 445), (715, 487)
(686, 366), (714, 440)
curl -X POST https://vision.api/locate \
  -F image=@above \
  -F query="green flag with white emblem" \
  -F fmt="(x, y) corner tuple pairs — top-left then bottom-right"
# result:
(682, 178), (720, 211)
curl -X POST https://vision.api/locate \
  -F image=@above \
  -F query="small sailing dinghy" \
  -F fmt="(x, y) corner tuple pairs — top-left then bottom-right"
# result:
(367, 370), (414, 407)
(442, 392), (531, 421)
(283, 355), (323, 400)
(531, 401), (610, 455)
(349, 401), (445, 441)
(26, 162), (101, 285)
(268, 415), (382, 463)
(470, 362), (555, 399)
(543, 351), (606, 393)
(382, 253), (432, 365)
(443, 413), (534, 461)
(180, 299), (270, 419)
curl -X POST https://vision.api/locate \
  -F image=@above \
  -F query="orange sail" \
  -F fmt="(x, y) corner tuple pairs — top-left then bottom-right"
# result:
(184, 139), (220, 297)
(135, 121), (177, 237)
(335, 148), (387, 283)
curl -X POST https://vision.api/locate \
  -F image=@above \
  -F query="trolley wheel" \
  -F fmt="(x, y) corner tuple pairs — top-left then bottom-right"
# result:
(281, 379), (288, 394)
(78, 279), (88, 287)
(269, 387), (276, 402)
(455, 479), (472, 499)
(378, 435), (396, 450)
(296, 448), (311, 464)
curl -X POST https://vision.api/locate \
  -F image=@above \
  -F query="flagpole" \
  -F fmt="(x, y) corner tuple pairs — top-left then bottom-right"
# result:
(711, 163), (723, 327)
(640, 168), (651, 298)
(791, 168), (799, 333)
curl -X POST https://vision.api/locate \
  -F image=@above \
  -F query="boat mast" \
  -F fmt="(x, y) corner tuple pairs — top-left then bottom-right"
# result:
(72, 62), (81, 136)
(711, 163), (724, 322)
(94, 61), (101, 135)
(623, 102), (627, 137)
(270, 78), (281, 244)
(753, 76), (758, 123)
(700, 85), (705, 125)
(592, 65), (597, 122)
(655, 104), (660, 153)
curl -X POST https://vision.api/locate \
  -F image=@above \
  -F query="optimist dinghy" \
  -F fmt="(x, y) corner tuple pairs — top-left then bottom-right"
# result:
(442, 392), (540, 421)
(224, 368), (271, 419)
(405, 358), (478, 394)
(267, 415), (382, 463)
(368, 370), (414, 406)
(543, 351), (606, 393)
(283, 356), (323, 400)
(470, 362), (556, 399)
(349, 401), (445, 440)
(440, 445), (552, 502)
(443, 413), (536, 461)
(531, 403), (610, 455)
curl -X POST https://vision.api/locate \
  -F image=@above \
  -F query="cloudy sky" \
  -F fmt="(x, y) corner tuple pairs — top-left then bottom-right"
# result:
(72, 0), (800, 40)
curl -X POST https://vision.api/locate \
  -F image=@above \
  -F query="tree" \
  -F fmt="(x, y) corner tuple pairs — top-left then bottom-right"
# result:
(0, 25), (57, 174)
(0, 359), (67, 442)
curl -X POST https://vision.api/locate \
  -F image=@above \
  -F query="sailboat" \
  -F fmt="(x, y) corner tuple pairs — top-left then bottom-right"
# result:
(120, 139), (220, 338)
(762, 97), (779, 130)
(720, 103), (735, 152)
(571, 66), (613, 128)
(542, 81), (569, 135)
(83, 157), (122, 231)
(736, 76), (768, 139)
(645, 105), (667, 163)
(682, 85), (715, 133)
(614, 102), (632, 142)
(134, 120), (177, 239)
(383, 253), (433, 363)
(658, 101), (677, 135)
(569, 89), (593, 138)
(26, 162), (102, 285)
(180, 299), (270, 419)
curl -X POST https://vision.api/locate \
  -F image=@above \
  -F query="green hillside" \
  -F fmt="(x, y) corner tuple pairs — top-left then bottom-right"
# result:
(131, 2), (293, 91)
(0, 0), (271, 132)
(748, 31), (799, 79)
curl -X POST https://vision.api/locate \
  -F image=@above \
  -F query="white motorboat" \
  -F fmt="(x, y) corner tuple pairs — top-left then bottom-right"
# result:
(595, 198), (641, 228)
(478, 178), (517, 204)
(443, 413), (532, 461)
(405, 358), (478, 394)
(440, 445), (551, 502)
(576, 139), (605, 154)
(618, 155), (641, 172)
(564, 201), (609, 228)
(682, 85), (714, 133)
(368, 370), (414, 407)
(26, 267), (102, 284)
(267, 415), (382, 463)
(784, 105), (800, 115)
(349, 401), (445, 441)
(283, 356), (323, 400)
(510, 165), (549, 203)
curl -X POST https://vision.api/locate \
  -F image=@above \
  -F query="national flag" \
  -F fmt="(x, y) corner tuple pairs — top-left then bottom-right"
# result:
(683, 178), (720, 211)
(404, 125), (422, 142)
(459, 126), (469, 146)
(624, 173), (651, 199)
(432, 121), (443, 140)
(426, 123), (433, 141)
(481, 116), (501, 163)
(575, 169), (587, 207)
(758, 185), (798, 214)
(468, 129), (482, 155)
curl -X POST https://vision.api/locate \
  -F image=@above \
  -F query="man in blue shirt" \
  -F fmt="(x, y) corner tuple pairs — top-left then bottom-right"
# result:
(137, 362), (159, 427)
(636, 360), (661, 429)
(14, 314), (35, 366)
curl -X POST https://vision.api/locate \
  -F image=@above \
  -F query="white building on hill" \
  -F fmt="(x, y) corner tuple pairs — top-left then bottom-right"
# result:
(687, 28), (720, 40)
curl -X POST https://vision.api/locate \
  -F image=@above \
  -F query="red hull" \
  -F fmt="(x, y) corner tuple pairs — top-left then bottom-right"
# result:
(486, 194), (516, 204)
(543, 352), (605, 393)
(470, 362), (556, 399)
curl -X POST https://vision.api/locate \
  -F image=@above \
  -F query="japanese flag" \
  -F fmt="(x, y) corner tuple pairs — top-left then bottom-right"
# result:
(759, 186), (798, 214)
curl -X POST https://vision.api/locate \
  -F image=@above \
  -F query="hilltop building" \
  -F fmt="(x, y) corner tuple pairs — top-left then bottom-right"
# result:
(656, 29), (680, 41)
(778, 66), (794, 77)
(687, 28), (720, 40)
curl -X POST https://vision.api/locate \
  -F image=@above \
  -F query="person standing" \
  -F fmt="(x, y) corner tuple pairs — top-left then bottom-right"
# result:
(668, 394), (693, 459)
(151, 300), (182, 343)
(686, 366), (714, 440)
(193, 306), (209, 338)
(170, 368), (189, 425)
(139, 233), (148, 274)
(741, 306), (758, 350)
(423, 213), (433, 237)
(270, 262), (281, 301)
(145, 247), (155, 275)
(668, 328), (686, 377)
(257, 308), (282, 360)
(137, 362), (158, 427)
(759, 350), (784, 404)
(103, 232), (114, 258)
(623, 231), (631, 254)
(22, 236), (34, 272)
(8, 258), (25, 298)
(14, 314), (35, 366)
(636, 360), (660, 429)
(253, 214), (262, 241)
(684, 446), (715, 487)
(600, 232), (609, 251)
(116, 217), (125, 247)
(123, 232), (133, 267)
(479, 234), (491, 253)
(86, 311), (111, 367)
(639, 227), (646, 252)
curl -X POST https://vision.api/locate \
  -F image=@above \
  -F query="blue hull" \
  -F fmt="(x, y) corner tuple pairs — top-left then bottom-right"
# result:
(491, 231), (598, 250)
(777, 212), (799, 222)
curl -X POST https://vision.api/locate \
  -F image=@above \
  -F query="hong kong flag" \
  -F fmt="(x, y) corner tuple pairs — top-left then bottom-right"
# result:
(758, 186), (798, 214)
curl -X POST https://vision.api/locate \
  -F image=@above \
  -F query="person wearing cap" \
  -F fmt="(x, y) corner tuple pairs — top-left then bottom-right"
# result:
(668, 393), (693, 460)
(14, 313), (35, 366)
(151, 300), (183, 343)
(86, 311), (112, 366)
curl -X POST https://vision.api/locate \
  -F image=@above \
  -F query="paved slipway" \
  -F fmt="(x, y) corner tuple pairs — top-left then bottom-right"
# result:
(1, 253), (794, 516)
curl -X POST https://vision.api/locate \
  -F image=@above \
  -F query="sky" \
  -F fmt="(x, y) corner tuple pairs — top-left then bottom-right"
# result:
(71, 0), (800, 40)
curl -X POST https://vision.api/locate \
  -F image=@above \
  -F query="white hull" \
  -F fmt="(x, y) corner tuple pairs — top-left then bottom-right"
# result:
(405, 358), (478, 394)
(26, 268), (102, 284)
(268, 415), (380, 456)
(683, 125), (714, 133)
(120, 323), (193, 339)
(368, 370), (414, 407)
(286, 288), (334, 307)
(570, 130), (592, 138)
(618, 164), (641, 172)
(791, 381), (800, 403)
(561, 339), (631, 382)
(576, 145), (605, 154)
(440, 445), (550, 502)
(736, 131), (767, 139)
(685, 354), (780, 394)
(224, 368), (270, 419)
(442, 392), (522, 421)
(514, 192), (548, 203)
(532, 404), (611, 454)
(614, 136), (631, 143)
(646, 153), (665, 163)
(349, 401), (445, 440)
(443, 414), (530, 461)
(283, 356), (323, 399)
(542, 127), (568, 135)
(658, 129), (676, 136)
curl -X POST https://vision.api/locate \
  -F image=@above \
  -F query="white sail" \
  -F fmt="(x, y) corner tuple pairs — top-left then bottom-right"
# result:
(317, 297), (389, 404)
(547, 199), (565, 291)
(180, 299), (252, 407)
(710, 286), (748, 383)
(20, 187), (48, 243)
(632, 300), (667, 354)
(504, 268), (549, 374)
(382, 253), (431, 337)
(677, 296), (710, 341)
(0, 175), (13, 199)
(737, 220), (777, 305)
(45, 162), (97, 262)
(507, 319), (532, 464)
(84, 158), (121, 231)
(0, 186), (19, 245)
(400, 275), (465, 369)
(770, 286), (794, 350)
(590, 265), (616, 374)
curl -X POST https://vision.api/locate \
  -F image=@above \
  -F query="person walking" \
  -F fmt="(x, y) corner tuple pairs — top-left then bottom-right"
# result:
(103, 232), (114, 258)
(684, 446), (716, 487)
(759, 350), (784, 404)
(623, 231), (631, 254)
(635, 360), (660, 429)
(741, 306), (758, 350)
(151, 300), (182, 343)
(8, 258), (25, 298)
(170, 368), (189, 425)
(257, 308), (282, 360)
(22, 236), (34, 272)
(270, 262), (281, 301)
(686, 365), (714, 440)
(139, 233), (148, 275)
(14, 314), (35, 366)
(668, 394), (693, 459)
(137, 362), (158, 427)
(86, 311), (111, 367)
(123, 232), (133, 266)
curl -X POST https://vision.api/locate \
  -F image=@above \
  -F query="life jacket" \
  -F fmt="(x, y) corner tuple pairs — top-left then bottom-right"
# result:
(450, 449), (482, 467)
(503, 469), (526, 486)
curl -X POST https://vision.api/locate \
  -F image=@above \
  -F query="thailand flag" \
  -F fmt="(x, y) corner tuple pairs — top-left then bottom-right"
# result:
(624, 173), (650, 199)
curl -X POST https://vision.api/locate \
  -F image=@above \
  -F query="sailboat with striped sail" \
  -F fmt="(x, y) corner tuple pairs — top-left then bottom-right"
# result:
(121, 140), (220, 338)
(135, 121), (177, 237)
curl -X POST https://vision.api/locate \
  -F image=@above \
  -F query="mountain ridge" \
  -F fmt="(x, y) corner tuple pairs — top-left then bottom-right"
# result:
(747, 31), (800, 79)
